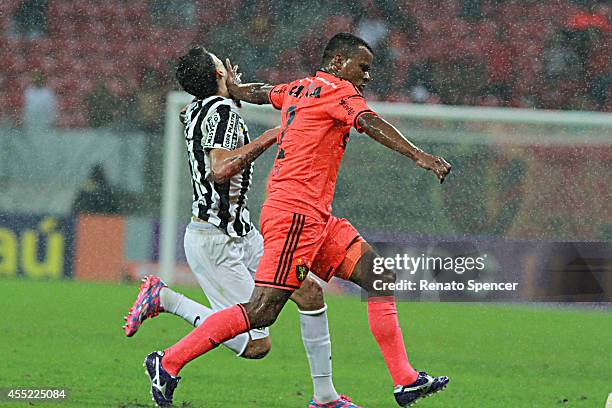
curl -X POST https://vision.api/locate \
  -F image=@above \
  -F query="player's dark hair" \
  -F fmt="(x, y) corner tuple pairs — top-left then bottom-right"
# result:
(321, 32), (373, 64)
(176, 46), (218, 99)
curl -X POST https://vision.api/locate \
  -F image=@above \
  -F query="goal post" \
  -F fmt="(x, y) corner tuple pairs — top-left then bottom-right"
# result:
(161, 90), (612, 283)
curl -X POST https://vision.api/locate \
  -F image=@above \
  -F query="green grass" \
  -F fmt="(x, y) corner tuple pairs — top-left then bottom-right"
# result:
(1, 278), (610, 407)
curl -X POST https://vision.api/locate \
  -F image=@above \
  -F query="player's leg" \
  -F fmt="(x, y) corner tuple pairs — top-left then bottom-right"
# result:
(346, 245), (419, 382)
(346, 244), (449, 406)
(122, 222), (255, 356)
(183, 222), (271, 357)
(123, 275), (262, 358)
(163, 290), (272, 360)
(311, 218), (447, 406)
(289, 276), (344, 406)
(245, 223), (346, 405)
(123, 222), (249, 350)
(145, 209), (323, 406)
(144, 285), (290, 406)
(161, 284), (272, 359)
(160, 285), (291, 375)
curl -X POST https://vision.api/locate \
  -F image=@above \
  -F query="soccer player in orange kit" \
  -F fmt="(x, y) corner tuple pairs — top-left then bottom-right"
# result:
(144, 33), (451, 407)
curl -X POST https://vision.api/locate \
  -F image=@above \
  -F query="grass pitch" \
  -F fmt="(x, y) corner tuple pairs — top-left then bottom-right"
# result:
(1, 278), (610, 407)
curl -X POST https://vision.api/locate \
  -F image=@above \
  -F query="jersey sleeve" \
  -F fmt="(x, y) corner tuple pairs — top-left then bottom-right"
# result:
(329, 85), (377, 132)
(268, 83), (289, 110)
(201, 104), (239, 151)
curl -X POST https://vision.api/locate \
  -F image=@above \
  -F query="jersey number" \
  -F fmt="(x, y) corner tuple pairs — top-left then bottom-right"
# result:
(277, 105), (297, 159)
(289, 85), (321, 99)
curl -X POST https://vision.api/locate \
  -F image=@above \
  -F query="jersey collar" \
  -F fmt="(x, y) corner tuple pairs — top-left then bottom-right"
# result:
(316, 70), (343, 84)
(315, 70), (363, 96)
(201, 94), (227, 104)
(200, 94), (239, 109)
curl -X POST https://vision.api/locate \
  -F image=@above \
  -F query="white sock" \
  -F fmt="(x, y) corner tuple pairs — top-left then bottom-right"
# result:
(299, 305), (340, 403)
(159, 287), (250, 355)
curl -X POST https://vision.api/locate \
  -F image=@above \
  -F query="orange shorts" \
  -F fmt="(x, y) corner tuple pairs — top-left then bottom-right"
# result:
(254, 205), (367, 291)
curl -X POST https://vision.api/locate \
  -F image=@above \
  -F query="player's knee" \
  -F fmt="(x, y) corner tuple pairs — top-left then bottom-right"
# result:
(241, 338), (271, 360)
(351, 248), (397, 294)
(367, 249), (396, 284)
(255, 311), (280, 328)
(244, 287), (291, 329)
(377, 268), (396, 284)
(291, 276), (324, 311)
(244, 300), (283, 329)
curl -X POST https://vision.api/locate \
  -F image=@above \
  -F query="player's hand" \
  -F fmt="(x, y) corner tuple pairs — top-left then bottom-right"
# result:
(261, 126), (281, 143)
(225, 58), (242, 107)
(225, 58), (243, 88)
(415, 152), (452, 184)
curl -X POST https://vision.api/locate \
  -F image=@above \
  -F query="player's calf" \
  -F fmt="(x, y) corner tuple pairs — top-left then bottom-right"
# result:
(241, 337), (271, 359)
(346, 246), (428, 394)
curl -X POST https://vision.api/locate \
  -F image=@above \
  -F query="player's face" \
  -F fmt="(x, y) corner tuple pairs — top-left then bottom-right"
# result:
(337, 46), (373, 93)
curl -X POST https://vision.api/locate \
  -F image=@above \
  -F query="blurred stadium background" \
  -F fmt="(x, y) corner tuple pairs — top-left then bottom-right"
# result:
(0, 1), (611, 407)
(0, 0), (610, 296)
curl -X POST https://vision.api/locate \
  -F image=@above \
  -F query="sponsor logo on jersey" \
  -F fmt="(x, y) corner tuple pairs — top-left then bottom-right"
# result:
(224, 112), (238, 149)
(204, 112), (220, 146)
(339, 99), (354, 115)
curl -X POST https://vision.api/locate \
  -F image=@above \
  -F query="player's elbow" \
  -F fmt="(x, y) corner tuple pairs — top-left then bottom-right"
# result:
(209, 171), (228, 184)
(210, 166), (232, 183)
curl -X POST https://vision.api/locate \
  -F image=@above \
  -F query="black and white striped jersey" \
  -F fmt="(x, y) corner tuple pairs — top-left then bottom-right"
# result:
(182, 95), (253, 237)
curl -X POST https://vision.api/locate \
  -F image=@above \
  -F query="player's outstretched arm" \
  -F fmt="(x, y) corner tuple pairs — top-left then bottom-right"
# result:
(209, 127), (279, 183)
(358, 113), (452, 183)
(225, 59), (274, 105)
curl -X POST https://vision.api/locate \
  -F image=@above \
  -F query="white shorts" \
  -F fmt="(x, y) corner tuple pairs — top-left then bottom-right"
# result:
(183, 220), (269, 346)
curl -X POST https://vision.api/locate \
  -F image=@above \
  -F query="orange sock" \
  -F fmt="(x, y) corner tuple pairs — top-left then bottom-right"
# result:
(162, 304), (250, 376)
(368, 297), (418, 386)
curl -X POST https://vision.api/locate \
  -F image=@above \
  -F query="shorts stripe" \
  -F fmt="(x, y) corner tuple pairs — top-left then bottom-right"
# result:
(273, 213), (299, 284)
(345, 234), (362, 250)
(255, 280), (301, 291)
(323, 266), (334, 282)
(237, 304), (250, 331)
(279, 215), (303, 282)
(281, 214), (305, 285)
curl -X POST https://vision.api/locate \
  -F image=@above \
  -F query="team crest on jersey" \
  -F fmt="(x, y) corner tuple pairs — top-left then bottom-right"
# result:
(296, 260), (309, 282)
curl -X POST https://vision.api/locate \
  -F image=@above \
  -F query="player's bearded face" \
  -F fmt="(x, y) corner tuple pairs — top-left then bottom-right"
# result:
(336, 47), (373, 93)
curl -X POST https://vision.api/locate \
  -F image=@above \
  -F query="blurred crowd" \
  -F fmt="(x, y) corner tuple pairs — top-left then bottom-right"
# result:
(0, 0), (609, 130)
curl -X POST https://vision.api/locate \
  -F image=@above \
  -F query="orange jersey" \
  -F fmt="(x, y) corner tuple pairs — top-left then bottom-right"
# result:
(265, 71), (376, 221)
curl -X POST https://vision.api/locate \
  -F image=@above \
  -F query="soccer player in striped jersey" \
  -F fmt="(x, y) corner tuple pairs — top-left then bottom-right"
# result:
(126, 46), (360, 407)
(143, 34), (451, 407)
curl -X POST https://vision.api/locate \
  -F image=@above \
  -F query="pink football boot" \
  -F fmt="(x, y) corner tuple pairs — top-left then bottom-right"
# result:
(123, 275), (167, 337)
